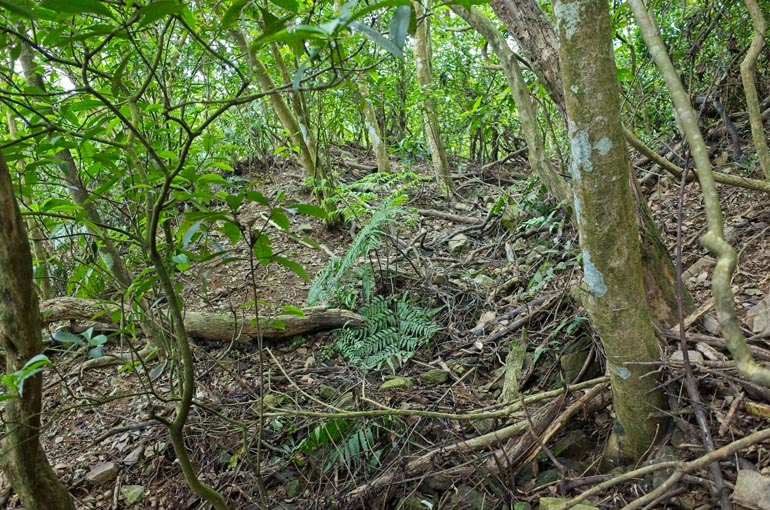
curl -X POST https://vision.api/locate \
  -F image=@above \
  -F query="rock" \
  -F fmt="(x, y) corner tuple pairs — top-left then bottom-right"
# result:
(448, 234), (470, 253)
(379, 377), (413, 390)
(123, 445), (144, 466)
(86, 462), (118, 485)
(702, 314), (721, 335)
(285, 479), (302, 498)
(121, 485), (145, 505)
(560, 350), (589, 384)
(398, 495), (433, 510)
(669, 350), (704, 365)
(536, 469), (560, 486)
(317, 384), (338, 401)
(472, 273), (495, 287)
(539, 497), (597, 510)
(419, 369), (449, 385)
(734, 470), (770, 509)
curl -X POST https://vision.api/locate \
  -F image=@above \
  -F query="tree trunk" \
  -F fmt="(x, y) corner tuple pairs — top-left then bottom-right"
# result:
(490, 0), (686, 326)
(450, 5), (571, 211)
(413, 0), (454, 193)
(0, 150), (74, 510)
(489, 0), (566, 118)
(358, 77), (391, 173)
(554, 0), (665, 462)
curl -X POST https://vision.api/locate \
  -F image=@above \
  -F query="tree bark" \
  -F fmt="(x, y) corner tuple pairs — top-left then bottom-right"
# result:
(413, 0), (454, 193)
(554, 0), (665, 462)
(489, 0), (686, 326)
(489, 0), (566, 118)
(0, 150), (74, 509)
(40, 297), (365, 343)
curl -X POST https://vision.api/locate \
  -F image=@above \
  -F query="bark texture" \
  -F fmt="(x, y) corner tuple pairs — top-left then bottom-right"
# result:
(489, 0), (686, 326)
(489, 0), (565, 117)
(0, 151), (74, 509)
(40, 297), (365, 343)
(554, 0), (665, 461)
(413, 0), (454, 193)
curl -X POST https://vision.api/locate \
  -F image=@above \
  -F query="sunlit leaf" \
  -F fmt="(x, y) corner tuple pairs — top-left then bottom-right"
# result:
(351, 21), (403, 59)
(137, 0), (183, 27)
(40, 0), (113, 17)
(389, 5), (411, 49)
(274, 256), (308, 280)
(221, 0), (250, 29)
(0, 0), (34, 18)
(267, 0), (298, 14)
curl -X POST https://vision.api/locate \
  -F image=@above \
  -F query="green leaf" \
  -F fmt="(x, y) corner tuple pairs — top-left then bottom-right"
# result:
(196, 172), (230, 185)
(252, 234), (273, 263)
(267, 0), (298, 14)
(351, 21), (403, 59)
(137, 0), (183, 27)
(259, 6), (285, 35)
(111, 54), (131, 96)
(274, 256), (308, 280)
(270, 208), (290, 230)
(51, 331), (86, 346)
(220, 0), (250, 29)
(280, 305), (305, 317)
(40, 0), (113, 17)
(389, 5), (411, 50)
(293, 203), (328, 219)
(246, 190), (269, 206)
(0, 0), (35, 18)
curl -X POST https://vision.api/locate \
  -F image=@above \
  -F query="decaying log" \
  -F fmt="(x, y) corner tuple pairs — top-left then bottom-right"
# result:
(40, 297), (365, 343)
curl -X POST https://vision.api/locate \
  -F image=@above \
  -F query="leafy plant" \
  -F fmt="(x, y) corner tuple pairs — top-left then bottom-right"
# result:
(306, 202), (404, 308)
(334, 294), (443, 371)
(51, 327), (109, 358)
(0, 355), (51, 401)
(298, 417), (388, 473)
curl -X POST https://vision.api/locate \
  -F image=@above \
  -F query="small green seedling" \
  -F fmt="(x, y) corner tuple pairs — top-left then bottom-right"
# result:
(51, 327), (109, 358)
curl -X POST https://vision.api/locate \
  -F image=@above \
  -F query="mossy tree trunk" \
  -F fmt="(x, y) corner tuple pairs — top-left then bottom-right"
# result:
(554, 0), (665, 462)
(413, 0), (454, 194)
(0, 150), (74, 510)
(489, 0), (686, 327)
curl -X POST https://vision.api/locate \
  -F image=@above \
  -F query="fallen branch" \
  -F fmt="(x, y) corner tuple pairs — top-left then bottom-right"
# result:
(40, 297), (365, 343)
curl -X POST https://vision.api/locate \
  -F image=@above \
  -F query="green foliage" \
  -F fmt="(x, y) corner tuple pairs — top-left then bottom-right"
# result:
(321, 169), (423, 225)
(334, 294), (443, 370)
(0, 355), (51, 400)
(51, 327), (109, 359)
(298, 416), (395, 473)
(306, 202), (403, 307)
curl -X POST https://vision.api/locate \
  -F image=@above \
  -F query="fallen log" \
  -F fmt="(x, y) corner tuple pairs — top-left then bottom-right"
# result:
(40, 297), (365, 343)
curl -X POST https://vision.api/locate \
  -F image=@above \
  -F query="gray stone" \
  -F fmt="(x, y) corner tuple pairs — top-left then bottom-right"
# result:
(121, 485), (145, 505)
(379, 377), (413, 390)
(419, 369), (449, 385)
(86, 462), (118, 485)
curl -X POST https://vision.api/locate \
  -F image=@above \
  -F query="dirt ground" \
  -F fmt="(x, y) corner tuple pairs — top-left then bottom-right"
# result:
(3, 136), (770, 510)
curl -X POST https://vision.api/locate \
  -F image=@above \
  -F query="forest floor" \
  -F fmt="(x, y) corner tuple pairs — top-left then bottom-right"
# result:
(4, 138), (770, 510)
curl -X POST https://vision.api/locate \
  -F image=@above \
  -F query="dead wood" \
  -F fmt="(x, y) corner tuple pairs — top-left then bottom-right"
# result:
(40, 297), (365, 343)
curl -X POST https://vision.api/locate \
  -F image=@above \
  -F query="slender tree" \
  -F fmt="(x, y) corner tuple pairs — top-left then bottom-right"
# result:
(554, 0), (666, 462)
(413, 0), (454, 193)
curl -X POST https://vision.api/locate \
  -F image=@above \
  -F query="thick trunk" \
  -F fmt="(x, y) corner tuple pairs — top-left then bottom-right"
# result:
(491, 0), (687, 326)
(554, 0), (665, 461)
(0, 150), (74, 509)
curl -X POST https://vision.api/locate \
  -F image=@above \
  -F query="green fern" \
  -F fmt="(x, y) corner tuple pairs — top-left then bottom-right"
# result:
(306, 202), (403, 307)
(334, 294), (443, 370)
